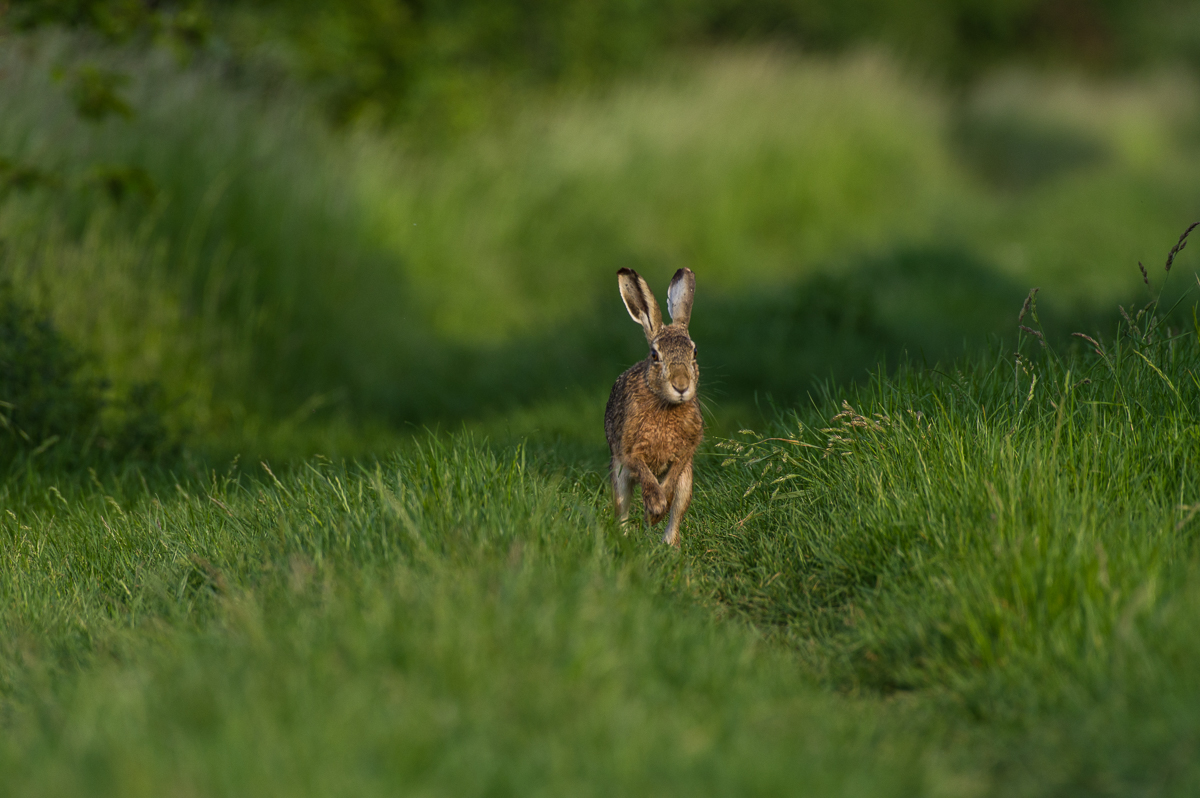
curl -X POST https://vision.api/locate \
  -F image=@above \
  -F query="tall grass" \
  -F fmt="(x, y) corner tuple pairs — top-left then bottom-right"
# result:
(4, 36), (1200, 452)
(691, 261), (1200, 790)
(0, 34), (413, 432)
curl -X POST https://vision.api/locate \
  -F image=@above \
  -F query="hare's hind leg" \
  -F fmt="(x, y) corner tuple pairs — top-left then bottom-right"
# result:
(662, 462), (694, 548)
(612, 457), (634, 528)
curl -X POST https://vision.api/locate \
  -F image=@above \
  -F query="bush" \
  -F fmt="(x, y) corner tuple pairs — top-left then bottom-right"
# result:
(6, 0), (211, 46)
(0, 282), (105, 457)
(0, 283), (174, 465)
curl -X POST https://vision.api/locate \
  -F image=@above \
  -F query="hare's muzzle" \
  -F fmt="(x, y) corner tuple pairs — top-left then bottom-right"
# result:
(668, 368), (693, 402)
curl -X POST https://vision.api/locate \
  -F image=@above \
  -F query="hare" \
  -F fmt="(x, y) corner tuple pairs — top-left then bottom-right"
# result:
(604, 267), (703, 547)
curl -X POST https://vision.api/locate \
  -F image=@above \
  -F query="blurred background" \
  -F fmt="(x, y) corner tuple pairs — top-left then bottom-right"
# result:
(3, 0), (1200, 462)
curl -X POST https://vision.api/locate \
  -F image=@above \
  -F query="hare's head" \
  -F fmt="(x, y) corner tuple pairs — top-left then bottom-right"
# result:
(617, 267), (698, 405)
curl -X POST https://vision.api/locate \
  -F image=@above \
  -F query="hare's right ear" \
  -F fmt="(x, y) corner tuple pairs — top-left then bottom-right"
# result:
(617, 268), (662, 342)
(666, 267), (695, 330)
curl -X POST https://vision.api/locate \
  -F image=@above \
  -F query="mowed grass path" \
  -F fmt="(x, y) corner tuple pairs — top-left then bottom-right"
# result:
(1, 444), (928, 796)
(4, 300), (1200, 795)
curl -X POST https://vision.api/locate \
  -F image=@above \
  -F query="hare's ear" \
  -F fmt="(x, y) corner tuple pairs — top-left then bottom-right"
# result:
(618, 268), (663, 342)
(666, 268), (695, 330)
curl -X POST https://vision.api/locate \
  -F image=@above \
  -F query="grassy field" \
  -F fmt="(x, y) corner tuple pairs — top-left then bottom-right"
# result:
(4, 304), (1200, 795)
(4, 27), (1200, 795)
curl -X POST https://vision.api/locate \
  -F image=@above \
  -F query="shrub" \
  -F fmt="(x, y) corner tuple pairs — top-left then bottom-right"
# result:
(0, 283), (175, 465)
(0, 282), (105, 458)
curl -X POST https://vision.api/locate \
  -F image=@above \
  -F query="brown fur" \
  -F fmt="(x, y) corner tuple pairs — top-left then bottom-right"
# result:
(604, 268), (703, 547)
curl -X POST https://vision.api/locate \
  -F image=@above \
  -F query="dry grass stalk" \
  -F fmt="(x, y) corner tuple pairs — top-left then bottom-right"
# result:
(1118, 305), (1143, 339)
(1072, 332), (1103, 356)
(1176, 502), (1200, 532)
(822, 401), (891, 458)
(1018, 287), (1039, 324)
(1164, 221), (1199, 272)
(1019, 325), (1048, 348)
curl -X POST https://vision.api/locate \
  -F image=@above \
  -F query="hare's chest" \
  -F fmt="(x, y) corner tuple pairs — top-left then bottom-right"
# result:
(627, 403), (702, 478)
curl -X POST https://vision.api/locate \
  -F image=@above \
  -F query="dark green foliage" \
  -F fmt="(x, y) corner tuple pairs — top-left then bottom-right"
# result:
(249, 0), (699, 127)
(18, 0), (1169, 128)
(327, 0), (1199, 123)
(251, 0), (1200, 126)
(7, 0), (211, 45)
(704, 0), (1200, 78)
(0, 284), (175, 464)
(84, 163), (156, 202)
(0, 283), (106, 457)
(104, 381), (180, 461)
(704, 0), (1119, 75)
(0, 156), (60, 195)
(64, 63), (134, 121)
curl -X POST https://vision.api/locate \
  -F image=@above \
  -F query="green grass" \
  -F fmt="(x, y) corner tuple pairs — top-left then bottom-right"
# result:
(5, 26), (1200, 796)
(4, 297), (1200, 794)
(0, 443), (935, 796)
(4, 39), (1200, 449)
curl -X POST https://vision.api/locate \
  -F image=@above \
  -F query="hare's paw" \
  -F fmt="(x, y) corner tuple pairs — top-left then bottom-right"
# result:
(643, 484), (668, 519)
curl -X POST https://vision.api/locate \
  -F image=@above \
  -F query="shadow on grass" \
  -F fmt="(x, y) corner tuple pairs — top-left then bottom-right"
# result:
(951, 109), (1110, 191)
(356, 244), (1127, 428)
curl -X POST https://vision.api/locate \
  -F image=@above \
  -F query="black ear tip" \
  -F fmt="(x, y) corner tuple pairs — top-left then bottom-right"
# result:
(617, 267), (637, 278)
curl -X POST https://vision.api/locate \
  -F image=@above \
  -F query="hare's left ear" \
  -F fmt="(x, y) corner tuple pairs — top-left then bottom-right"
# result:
(667, 268), (695, 330)
(618, 268), (663, 342)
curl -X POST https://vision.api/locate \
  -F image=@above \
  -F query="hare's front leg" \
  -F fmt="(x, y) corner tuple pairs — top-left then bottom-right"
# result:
(662, 461), (694, 548)
(611, 457), (635, 527)
(639, 475), (668, 522)
(622, 457), (668, 521)
(649, 458), (688, 527)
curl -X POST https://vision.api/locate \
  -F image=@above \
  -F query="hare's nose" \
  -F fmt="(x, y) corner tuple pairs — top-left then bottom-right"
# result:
(671, 377), (689, 394)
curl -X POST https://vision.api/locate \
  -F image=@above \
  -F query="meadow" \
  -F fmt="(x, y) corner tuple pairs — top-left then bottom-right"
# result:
(3, 22), (1200, 795)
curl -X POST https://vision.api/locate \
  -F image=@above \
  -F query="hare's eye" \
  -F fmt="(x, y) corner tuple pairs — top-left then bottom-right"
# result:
(651, 349), (660, 362)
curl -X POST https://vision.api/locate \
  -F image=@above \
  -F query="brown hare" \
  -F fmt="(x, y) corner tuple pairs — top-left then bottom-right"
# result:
(604, 267), (703, 547)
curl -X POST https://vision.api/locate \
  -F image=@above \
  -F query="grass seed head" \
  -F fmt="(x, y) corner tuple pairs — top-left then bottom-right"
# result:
(1017, 288), (1040, 324)
(1118, 304), (1143, 339)
(1020, 325), (1047, 348)
(1164, 221), (1199, 272)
